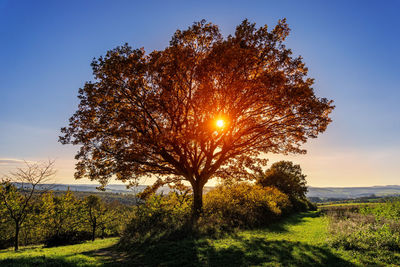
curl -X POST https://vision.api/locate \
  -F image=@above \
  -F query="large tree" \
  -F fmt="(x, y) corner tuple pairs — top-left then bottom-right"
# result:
(60, 19), (334, 219)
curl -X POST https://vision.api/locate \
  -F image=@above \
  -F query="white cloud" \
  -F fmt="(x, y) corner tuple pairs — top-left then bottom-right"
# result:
(0, 158), (26, 165)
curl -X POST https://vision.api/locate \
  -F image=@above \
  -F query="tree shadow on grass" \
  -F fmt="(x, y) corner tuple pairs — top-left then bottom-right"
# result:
(124, 237), (354, 266)
(0, 257), (79, 267)
(261, 211), (321, 233)
(204, 238), (354, 267)
(82, 243), (131, 266)
(0, 243), (128, 267)
(119, 212), (355, 266)
(0, 238), (355, 267)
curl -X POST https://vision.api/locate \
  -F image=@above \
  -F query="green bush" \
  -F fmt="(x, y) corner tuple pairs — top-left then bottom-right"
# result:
(44, 230), (92, 247)
(203, 183), (291, 229)
(120, 192), (192, 244)
(0, 221), (13, 249)
(290, 197), (317, 212)
(360, 200), (400, 219)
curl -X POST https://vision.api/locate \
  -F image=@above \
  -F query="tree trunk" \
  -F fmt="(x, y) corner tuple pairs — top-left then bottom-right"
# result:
(92, 221), (96, 241)
(191, 183), (204, 224)
(101, 226), (105, 239)
(14, 222), (19, 251)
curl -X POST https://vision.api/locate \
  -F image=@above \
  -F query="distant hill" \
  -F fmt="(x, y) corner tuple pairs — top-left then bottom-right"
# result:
(13, 183), (400, 200)
(14, 183), (213, 195)
(307, 185), (400, 200)
(32, 183), (143, 194)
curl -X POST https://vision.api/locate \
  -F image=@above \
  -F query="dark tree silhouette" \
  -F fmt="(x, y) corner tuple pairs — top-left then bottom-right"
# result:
(256, 161), (308, 199)
(60, 19), (334, 220)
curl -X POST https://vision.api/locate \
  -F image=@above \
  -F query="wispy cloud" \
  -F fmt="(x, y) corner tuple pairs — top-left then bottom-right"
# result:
(0, 159), (27, 165)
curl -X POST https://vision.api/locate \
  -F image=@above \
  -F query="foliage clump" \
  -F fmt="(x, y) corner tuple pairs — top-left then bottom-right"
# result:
(256, 161), (315, 211)
(121, 192), (192, 244)
(203, 183), (290, 229)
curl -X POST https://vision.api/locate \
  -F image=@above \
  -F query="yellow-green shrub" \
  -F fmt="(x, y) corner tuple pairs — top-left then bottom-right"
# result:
(203, 183), (291, 229)
(120, 192), (192, 244)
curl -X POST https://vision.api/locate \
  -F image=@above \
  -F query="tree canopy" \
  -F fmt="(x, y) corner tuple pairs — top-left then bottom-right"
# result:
(60, 19), (334, 218)
(256, 160), (308, 200)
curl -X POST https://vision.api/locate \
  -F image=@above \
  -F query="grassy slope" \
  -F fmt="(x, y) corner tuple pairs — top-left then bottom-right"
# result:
(1, 211), (398, 266)
(131, 211), (355, 266)
(0, 238), (121, 266)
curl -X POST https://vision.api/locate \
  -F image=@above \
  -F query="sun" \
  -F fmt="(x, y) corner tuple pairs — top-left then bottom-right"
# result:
(216, 119), (224, 128)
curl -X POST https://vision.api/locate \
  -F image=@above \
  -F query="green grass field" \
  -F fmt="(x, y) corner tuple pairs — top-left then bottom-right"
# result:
(0, 238), (122, 266)
(1, 211), (399, 266)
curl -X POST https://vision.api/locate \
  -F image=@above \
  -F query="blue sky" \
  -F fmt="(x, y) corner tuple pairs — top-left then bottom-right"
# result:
(0, 0), (399, 187)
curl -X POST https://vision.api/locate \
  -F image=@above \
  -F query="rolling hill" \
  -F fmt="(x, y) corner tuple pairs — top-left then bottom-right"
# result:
(14, 183), (400, 200)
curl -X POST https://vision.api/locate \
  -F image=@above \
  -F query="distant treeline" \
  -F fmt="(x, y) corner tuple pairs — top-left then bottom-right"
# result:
(312, 195), (400, 204)
(27, 189), (140, 206)
(14, 183), (400, 202)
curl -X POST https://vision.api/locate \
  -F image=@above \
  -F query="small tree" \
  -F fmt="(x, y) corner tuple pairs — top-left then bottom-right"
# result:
(0, 161), (55, 251)
(256, 161), (308, 200)
(85, 195), (107, 241)
(40, 190), (83, 242)
(60, 19), (334, 221)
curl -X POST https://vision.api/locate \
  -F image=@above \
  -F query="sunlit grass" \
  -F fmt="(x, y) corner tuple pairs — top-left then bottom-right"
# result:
(0, 237), (119, 266)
